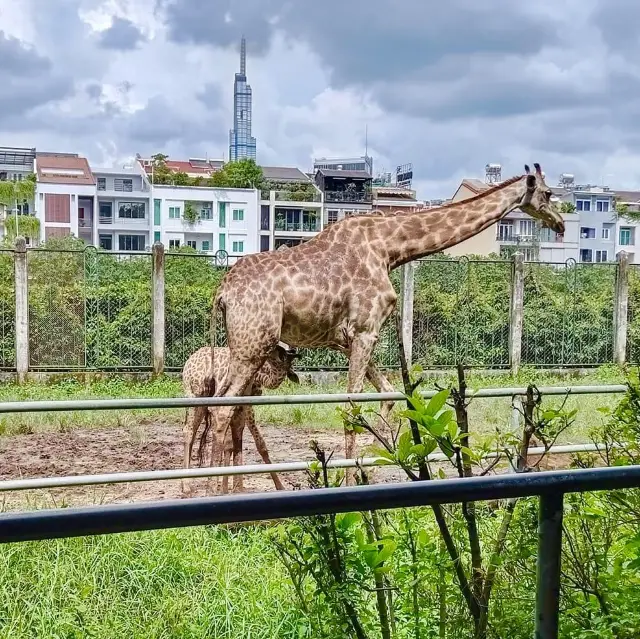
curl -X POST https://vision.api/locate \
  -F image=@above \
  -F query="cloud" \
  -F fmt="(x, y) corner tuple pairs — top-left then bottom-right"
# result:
(98, 17), (146, 51)
(1, 0), (640, 200)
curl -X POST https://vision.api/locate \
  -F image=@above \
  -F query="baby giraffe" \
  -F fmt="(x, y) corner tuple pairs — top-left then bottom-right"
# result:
(181, 343), (299, 495)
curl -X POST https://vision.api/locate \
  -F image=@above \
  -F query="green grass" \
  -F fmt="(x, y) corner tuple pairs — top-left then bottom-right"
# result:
(0, 526), (301, 639)
(0, 365), (628, 442)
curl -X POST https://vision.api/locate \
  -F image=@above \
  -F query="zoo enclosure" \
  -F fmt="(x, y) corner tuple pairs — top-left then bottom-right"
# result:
(0, 239), (639, 378)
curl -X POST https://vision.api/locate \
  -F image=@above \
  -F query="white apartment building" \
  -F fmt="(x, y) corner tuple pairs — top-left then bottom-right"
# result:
(152, 184), (260, 260)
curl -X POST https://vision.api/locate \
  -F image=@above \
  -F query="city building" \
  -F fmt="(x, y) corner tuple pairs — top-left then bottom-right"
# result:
(228, 36), (257, 162)
(93, 164), (153, 251)
(315, 168), (373, 226)
(372, 186), (423, 214)
(0, 147), (37, 240)
(137, 155), (223, 180)
(259, 166), (323, 251)
(35, 152), (97, 243)
(313, 155), (373, 175)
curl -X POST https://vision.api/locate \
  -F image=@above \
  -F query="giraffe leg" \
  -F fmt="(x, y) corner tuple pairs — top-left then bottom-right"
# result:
(230, 408), (246, 493)
(206, 360), (263, 496)
(365, 362), (396, 429)
(181, 407), (195, 496)
(345, 333), (379, 486)
(245, 406), (285, 491)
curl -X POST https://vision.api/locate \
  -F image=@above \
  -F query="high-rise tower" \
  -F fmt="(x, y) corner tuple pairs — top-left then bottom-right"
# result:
(228, 36), (257, 162)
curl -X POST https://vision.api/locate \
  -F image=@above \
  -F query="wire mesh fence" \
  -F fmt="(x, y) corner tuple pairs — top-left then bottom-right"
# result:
(0, 250), (15, 368)
(85, 249), (153, 369)
(5, 248), (639, 373)
(412, 258), (511, 368)
(522, 260), (616, 367)
(28, 249), (86, 368)
(165, 252), (227, 370)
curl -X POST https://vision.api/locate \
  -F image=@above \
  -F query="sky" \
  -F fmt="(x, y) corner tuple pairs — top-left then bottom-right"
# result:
(1, 0), (640, 200)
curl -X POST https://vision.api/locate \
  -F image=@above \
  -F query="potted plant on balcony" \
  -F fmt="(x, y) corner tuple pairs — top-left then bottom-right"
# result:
(183, 201), (199, 225)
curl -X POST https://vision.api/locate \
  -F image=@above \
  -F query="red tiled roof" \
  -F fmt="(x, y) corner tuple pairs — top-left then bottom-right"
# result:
(36, 153), (95, 185)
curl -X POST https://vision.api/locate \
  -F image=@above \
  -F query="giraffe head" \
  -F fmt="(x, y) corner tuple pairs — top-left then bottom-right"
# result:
(259, 341), (300, 388)
(519, 163), (565, 234)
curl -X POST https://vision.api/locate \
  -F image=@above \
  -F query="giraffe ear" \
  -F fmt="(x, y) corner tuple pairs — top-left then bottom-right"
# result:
(526, 174), (536, 189)
(524, 164), (531, 175)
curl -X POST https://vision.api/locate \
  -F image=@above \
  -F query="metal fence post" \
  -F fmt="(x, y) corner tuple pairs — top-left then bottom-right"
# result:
(152, 242), (165, 376)
(401, 261), (415, 366)
(509, 252), (525, 375)
(535, 492), (564, 639)
(613, 250), (629, 366)
(14, 238), (29, 383)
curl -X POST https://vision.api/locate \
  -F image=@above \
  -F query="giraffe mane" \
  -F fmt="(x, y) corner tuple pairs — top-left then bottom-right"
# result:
(432, 174), (524, 211)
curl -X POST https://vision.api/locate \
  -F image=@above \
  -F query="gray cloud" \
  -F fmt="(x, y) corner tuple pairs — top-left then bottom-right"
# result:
(98, 17), (146, 51)
(0, 31), (73, 122)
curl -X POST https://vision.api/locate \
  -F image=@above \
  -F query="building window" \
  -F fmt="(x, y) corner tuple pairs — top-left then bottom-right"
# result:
(260, 235), (270, 252)
(260, 205), (270, 231)
(118, 202), (146, 219)
(169, 239), (180, 249)
(118, 234), (145, 251)
(169, 206), (180, 219)
(595, 250), (608, 263)
(602, 227), (610, 240)
(518, 219), (536, 236)
(576, 199), (591, 212)
(200, 207), (213, 220)
(218, 202), (226, 227)
(620, 228), (632, 246)
(114, 178), (133, 192)
(186, 240), (197, 249)
(97, 177), (106, 191)
(218, 233), (226, 251)
(580, 227), (596, 239)
(202, 240), (210, 252)
(327, 210), (339, 225)
(154, 231), (161, 243)
(596, 200), (610, 212)
(154, 199), (161, 225)
(580, 249), (593, 262)
(99, 234), (112, 250)
(232, 240), (244, 253)
(232, 208), (244, 221)
(497, 222), (514, 241)
(99, 202), (113, 223)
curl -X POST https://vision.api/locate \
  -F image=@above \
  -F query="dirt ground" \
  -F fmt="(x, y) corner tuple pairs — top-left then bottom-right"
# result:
(0, 420), (577, 509)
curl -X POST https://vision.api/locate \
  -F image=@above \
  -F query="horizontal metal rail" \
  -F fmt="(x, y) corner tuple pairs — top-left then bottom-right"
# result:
(0, 442), (620, 493)
(1, 465), (639, 544)
(0, 384), (627, 414)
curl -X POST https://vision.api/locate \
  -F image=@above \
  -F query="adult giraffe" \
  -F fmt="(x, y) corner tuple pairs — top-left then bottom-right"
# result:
(197, 163), (564, 485)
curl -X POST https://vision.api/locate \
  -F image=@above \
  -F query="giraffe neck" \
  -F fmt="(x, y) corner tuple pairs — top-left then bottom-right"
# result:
(381, 177), (527, 269)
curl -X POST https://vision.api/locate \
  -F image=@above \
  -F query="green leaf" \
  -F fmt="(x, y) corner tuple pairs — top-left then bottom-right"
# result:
(336, 512), (361, 530)
(426, 389), (449, 416)
(397, 431), (414, 462)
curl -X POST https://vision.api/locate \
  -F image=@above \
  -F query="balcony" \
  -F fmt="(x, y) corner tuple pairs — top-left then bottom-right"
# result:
(497, 232), (538, 245)
(78, 218), (93, 229)
(99, 214), (113, 225)
(324, 190), (372, 204)
(275, 214), (321, 233)
(274, 189), (321, 203)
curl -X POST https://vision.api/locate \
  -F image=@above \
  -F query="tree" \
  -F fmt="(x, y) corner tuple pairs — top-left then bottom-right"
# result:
(149, 153), (172, 185)
(559, 201), (576, 214)
(173, 171), (190, 186)
(211, 159), (264, 189)
(615, 201), (640, 223)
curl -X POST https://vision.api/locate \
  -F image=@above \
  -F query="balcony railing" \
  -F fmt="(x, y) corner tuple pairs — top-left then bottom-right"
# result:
(274, 190), (321, 203)
(497, 233), (538, 245)
(78, 219), (92, 228)
(324, 190), (372, 204)
(275, 219), (321, 233)
(99, 215), (113, 225)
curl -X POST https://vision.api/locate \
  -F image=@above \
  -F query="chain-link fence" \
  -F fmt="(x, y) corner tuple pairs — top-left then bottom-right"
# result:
(85, 249), (153, 369)
(28, 249), (86, 368)
(7, 247), (639, 373)
(412, 259), (511, 368)
(628, 265), (640, 364)
(522, 260), (615, 367)
(165, 252), (227, 370)
(0, 250), (15, 368)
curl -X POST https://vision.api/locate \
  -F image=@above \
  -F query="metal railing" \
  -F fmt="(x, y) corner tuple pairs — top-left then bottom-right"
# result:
(0, 383), (633, 638)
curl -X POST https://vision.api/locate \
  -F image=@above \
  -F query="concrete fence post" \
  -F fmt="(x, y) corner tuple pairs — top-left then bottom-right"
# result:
(401, 261), (415, 366)
(14, 237), (29, 383)
(613, 250), (630, 366)
(152, 242), (165, 376)
(509, 252), (525, 376)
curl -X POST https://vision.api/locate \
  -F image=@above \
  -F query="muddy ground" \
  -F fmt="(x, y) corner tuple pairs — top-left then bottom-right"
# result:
(0, 420), (576, 509)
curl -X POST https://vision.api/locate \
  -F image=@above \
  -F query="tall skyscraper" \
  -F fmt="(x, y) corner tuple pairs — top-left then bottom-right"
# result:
(228, 36), (257, 162)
